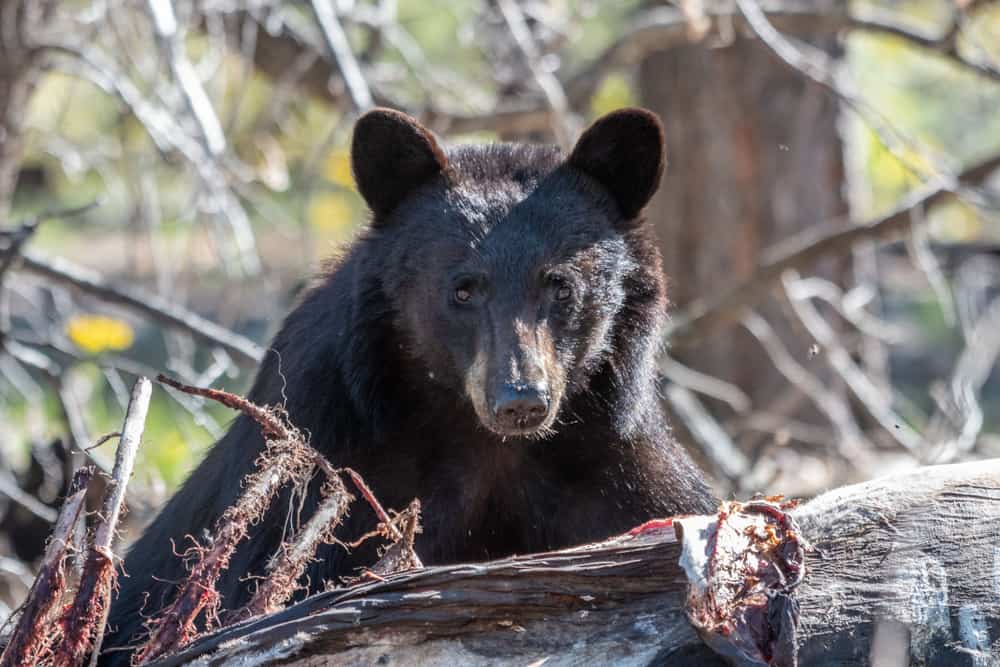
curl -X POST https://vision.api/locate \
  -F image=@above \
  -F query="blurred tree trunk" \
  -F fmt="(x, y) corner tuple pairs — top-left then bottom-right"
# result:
(0, 60), (28, 227)
(0, 1), (37, 227)
(640, 33), (848, 410)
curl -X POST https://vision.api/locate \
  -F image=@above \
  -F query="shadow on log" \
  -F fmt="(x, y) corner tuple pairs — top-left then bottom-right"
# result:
(146, 460), (1000, 667)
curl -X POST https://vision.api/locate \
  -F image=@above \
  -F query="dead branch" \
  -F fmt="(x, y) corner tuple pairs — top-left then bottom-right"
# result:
(659, 355), (751, 414)
(367, 499), (423, 578)
(663, 383), (748, 480)
(53, 378), (151, 667)
(0, 472), (57, 525)
(126, 376), (418, 660)
(736, 0), (958, 194)
(134, 442), (315, 663)
(213, 2), (1000, 140)
(782, 271), (926, 456)
(848, 6), (1000, 83)
(0, 201), (98, 289)
(307, 0), (373, 111)
(144, 460), (1000, 667)
(665, 152), (1000, 346)
(155, 374), (290, 440)
(0, 468), (91, 667)
(494, 0), (572, 148)
(38, 40), (260, 275)
(1, 250), (264, 366)
(342, 467), (400, 540)
(145, 0), (227, 156)
(135, 377), (319, 662)
(227, 476), (354, 623)
(741, 311), (873, 461)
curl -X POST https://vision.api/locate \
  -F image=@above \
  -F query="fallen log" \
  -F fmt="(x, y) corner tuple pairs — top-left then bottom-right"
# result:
(147, 460), (1000, 666)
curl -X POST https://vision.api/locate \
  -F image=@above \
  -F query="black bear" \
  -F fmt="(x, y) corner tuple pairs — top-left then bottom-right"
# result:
(101, 107), (717, 662)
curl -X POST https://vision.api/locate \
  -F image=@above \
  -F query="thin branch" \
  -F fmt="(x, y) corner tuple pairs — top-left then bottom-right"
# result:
(0, 200), (99, 334)
(905, 206), (957, 328)
(343, 467), (401, 540)
(0, 471), (58, 524)
(666, 152), (1000, 346)
(54, 376), (93, 465)
(926, 295), (1000, 457)
(368, 498), (423, 577)
(782, 271), (926, 456)
(146, 0), (227, 155)
(0, 200), (98, 281)
(789, 278), (908, 344)
(663, 383), (748, 480)
(4, 248), (263, 366)
(136, 378), (318, 662)
(848, 10), (1000, 83)
(86, 379), (151, 667)
(736, 0), (962, 191)
(495, 0), (572, 148)
(0, 468), (91, 667)
(565, 3), (1000, 110)
(307, 0), (373, 111)
(659, 354), (752, 414)
(217, 2), (1000, 141)
(54, 378), (151, 667)
(229, 476), (354, 623)
(40, 41), (260, 274)
(741, 311), (873, 462)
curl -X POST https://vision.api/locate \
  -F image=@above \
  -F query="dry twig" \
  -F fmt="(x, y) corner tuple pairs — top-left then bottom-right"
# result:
(53, 378), (151, 667)
(0, 468), (91, 667)
(228, 476), (354, 623)
(136, 375), (318, 662)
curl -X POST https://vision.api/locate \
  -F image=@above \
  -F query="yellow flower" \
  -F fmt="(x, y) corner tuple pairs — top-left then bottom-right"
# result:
(66, 315), (135, 354)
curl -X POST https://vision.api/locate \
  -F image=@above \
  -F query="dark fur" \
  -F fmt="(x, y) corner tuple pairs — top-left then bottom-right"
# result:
(101, 109), (716, 664)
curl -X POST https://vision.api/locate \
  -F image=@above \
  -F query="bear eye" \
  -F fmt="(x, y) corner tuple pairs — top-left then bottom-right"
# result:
(452, 276), (481, 306)
(548, 274), (574, 302)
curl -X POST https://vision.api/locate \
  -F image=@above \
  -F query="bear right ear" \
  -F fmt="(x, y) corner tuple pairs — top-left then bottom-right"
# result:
(351, 108), (449, 221)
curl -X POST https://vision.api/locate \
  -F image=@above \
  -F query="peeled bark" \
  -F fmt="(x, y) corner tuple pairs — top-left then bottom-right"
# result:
(144, 460), (1000, 667)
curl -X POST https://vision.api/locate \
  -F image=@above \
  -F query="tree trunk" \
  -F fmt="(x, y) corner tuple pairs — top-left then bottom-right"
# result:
(144, 460), (1000, 667)
(639, 34), (847, 406)
(0, 0), (39, 227)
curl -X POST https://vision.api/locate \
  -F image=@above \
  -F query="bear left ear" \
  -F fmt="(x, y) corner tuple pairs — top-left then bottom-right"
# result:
(351, 108), (450, 221)
(567, 108), (665, 222)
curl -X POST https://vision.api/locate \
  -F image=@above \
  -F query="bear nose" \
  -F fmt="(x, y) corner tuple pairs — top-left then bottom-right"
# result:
(493, 385), (549, 430)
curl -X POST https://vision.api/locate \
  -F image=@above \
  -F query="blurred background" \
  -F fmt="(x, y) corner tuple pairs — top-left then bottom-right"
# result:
(0, 0), (998, 617)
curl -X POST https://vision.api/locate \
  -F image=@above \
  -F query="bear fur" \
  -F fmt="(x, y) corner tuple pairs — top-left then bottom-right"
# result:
(100, 107), (716, 663)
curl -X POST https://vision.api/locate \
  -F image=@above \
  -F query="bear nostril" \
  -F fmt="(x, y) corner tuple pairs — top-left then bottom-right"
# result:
(493, 386), (549, 430)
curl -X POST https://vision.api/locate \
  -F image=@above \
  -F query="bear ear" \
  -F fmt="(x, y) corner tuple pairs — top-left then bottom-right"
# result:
(351, 108), (449, 221)
(567, 108), (665, 222)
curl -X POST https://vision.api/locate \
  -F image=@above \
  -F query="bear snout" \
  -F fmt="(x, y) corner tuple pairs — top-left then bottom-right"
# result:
(492, 383), (550, 432)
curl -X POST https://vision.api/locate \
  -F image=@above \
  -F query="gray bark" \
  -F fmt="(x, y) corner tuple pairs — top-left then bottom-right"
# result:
(146, 460), (1000, 667)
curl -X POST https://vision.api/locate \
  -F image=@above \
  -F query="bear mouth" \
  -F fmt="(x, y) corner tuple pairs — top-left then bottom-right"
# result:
(487, 421), (555, 439)
(476, 405), (560, 440)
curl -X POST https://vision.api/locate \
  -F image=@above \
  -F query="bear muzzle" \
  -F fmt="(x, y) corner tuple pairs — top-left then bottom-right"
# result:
(491, 382), (550, 433)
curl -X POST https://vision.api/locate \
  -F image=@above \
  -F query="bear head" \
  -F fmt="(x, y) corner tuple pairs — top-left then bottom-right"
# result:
(351, 107), (665, 439)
